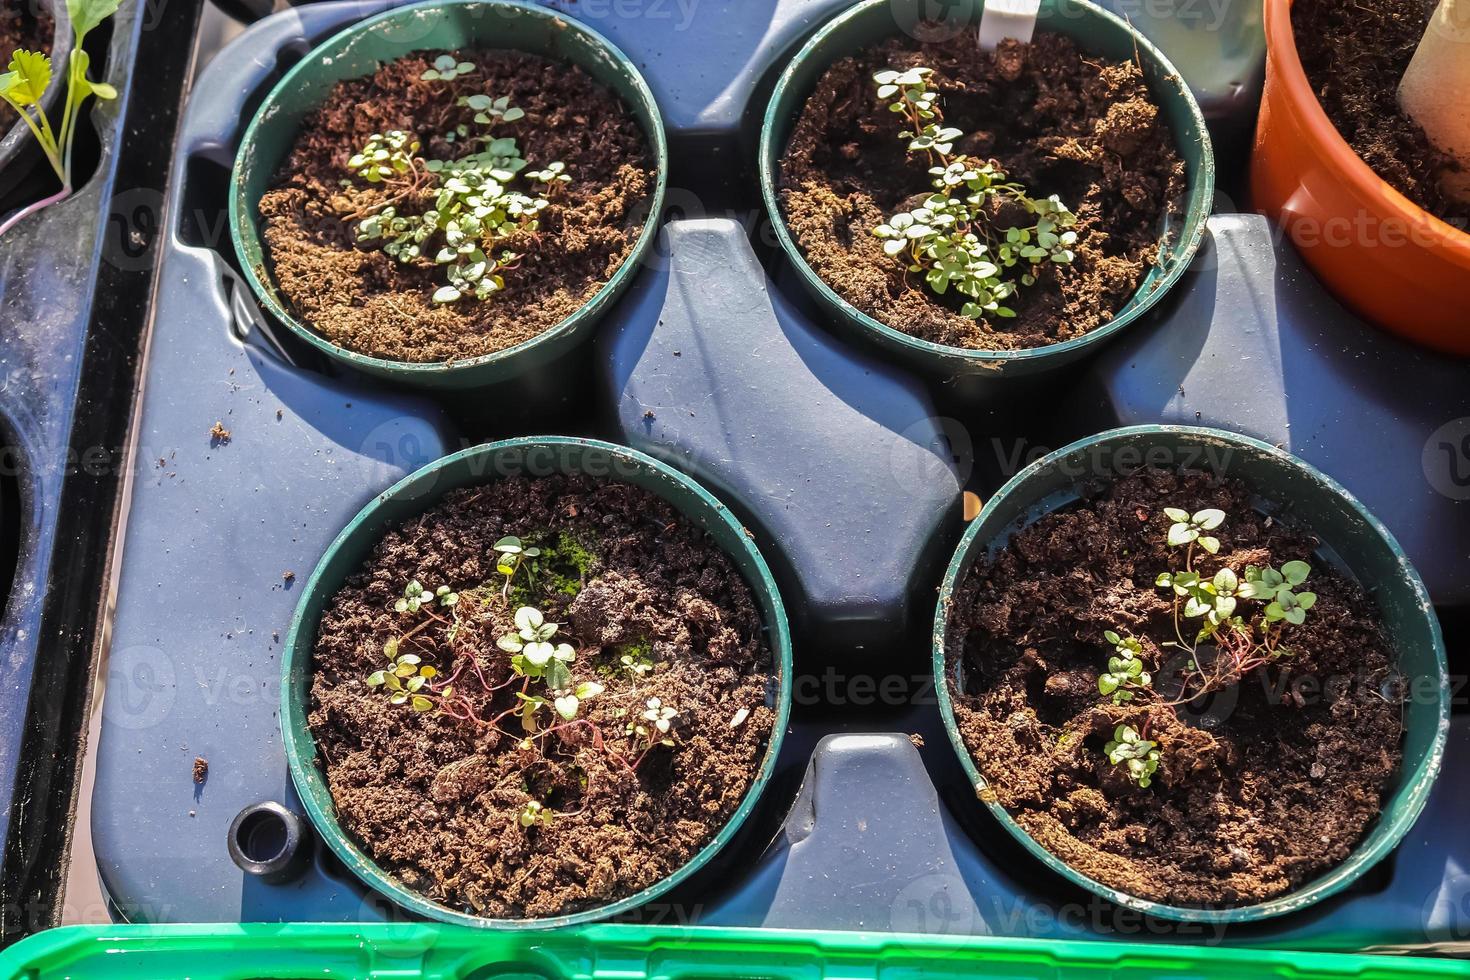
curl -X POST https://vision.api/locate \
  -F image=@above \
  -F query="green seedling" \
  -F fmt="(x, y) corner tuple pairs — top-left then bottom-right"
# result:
(516, 799), (554, 830)
(1095, 506), (1320, 778)
(627, 696), (679, 762)
(494, 535), (541, 598)
(870, 66), (1077, 319)
(394, 579), (458, 614)
(1097, 631), (1150, 704)
(421, 54), (475, 81)
(1104, 724), (1160, 788)
(1163, 506), (1224, 553)
(367, 637), (439, 712)
(0, 0), (121, 236)
(498, 605), (577, 690)
(346, 77), (570, 305)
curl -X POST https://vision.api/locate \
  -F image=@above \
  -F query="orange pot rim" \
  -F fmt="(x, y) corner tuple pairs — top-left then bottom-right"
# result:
(1265, 0), (1470, 258)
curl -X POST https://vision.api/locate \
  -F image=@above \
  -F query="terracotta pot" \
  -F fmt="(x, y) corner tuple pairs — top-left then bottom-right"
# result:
(1251, 0), (1470, 357)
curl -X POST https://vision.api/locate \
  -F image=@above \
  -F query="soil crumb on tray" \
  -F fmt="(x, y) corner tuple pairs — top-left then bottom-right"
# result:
(944, 467), (1403, 907)
(1292, 0), (1469, 230)
(308, 475), (776, 919)
(258, 50), (654, 363)
(0, 1), (53, 125)
(779, 33), (1186, 352)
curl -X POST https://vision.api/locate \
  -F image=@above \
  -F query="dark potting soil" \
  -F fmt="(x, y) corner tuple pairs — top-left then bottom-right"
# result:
(944, 467), (1403, 907)
(778, 33), (1186, 352)
(1292, 0), (1469, 230)
(308, 474), (776, 919)
(0, 1), (53, 126)
(258, 50), (654, 363)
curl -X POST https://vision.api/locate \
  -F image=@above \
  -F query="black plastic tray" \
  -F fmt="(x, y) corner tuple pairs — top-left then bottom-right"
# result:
(86, 0), (1470, 956)
(0, 0), (202, 943)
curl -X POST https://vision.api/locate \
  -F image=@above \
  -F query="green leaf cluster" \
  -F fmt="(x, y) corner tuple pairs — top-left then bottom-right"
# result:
(394, 579), (457, 614)
(0, 0), (121, 204)
(367, 637), (438, 712)
(1097, 630), (1149, 703)
(1104, 724), (1160, 787)
(1242, 561), (1316, 625)
(349, 131), (418, 183)
(348, 80), (570, 305)
(421, 54), (474, 81)
(626, 696), (678, 750)
(1163, 507), (1224, 553)
(517, 799), (554, 829)
(870, 66), (1077, 320)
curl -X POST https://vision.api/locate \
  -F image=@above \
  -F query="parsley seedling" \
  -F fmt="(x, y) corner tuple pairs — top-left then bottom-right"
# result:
(0, 0), (121, 235)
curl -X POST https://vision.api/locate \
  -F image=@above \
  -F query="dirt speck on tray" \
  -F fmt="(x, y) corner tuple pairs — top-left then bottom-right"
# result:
(257, 50), (654, 364)
(0, 2), (53, 126)
(308, 474), (776, 919)
(192, 757), (208, 784)
(209, 421), (231, 444)
(1291, 0), (1469, 230)
(779, 33), (1186, 352)
(944, 467), (1403, 907)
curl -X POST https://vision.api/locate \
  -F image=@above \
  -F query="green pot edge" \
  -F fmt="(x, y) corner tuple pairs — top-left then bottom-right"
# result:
(280, 436), (794, 928)
(757, 0), (1217, 376)
(929, 424), (1450, 923)
(228, 0), (670, 390)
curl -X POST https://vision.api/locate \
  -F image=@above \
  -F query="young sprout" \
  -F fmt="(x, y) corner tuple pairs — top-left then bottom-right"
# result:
(494, 535), (541, 596)
(1093, 506), (1321, 779)
(458, 92), (524, 124)
(0, 0), (122, 236)
(645, 697), (677, 733)
(627, 697), (679, 756)
(553, 681), (605, 722)
(394, 580), (457, 614)
(498, 606), (576, 689)
(1097, 631), (1150, 704)
(421, 54), (475, 81)
(367, 637), (437, 712)
(347, 79), (568, 306)
(1240, 561), (1316, 625)
(620, 652), (653, 678)
(525, 161), (570, 195)
(1164, 507), (1225, 554)
(869, 66), (1077, 319)
(348, 131), (419, 183)
(517, 799), (554, 830)
(1104, 724), (1160, 788)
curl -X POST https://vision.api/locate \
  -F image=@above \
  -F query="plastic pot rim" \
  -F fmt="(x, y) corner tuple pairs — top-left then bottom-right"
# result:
(1262, 0), (1470, 257)
(757, 0), (1216, 372)
(930, 423), (1450, 924)
(228, 0), (670, 385)
(280, 436), (794, 929)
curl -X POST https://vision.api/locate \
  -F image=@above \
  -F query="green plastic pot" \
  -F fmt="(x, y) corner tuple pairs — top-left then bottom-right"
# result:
(282, 437), (791, 928)
(230, 0), (668, 390)
(758, 0), (1215, 379)
(932, 425), (1448, 922)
